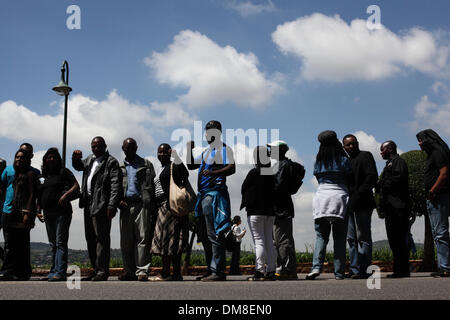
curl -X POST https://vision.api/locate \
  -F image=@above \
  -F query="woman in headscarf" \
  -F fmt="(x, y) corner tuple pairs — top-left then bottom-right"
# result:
(306, 130), (352, 280)
(416, 129), (450, 277)
(150, 143), (189, 281)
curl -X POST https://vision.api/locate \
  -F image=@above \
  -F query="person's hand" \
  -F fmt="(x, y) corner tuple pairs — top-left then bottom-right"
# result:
(72, 150), (83, 160)
(201, 169), (214, 177)
(58, 194), (69, 206)
(427, 190), (437, 201)
(107, 207), (117, 220)
(37, 213), (45, 223)
(119, 200), (128, 209)
(23, 213), (34, 228)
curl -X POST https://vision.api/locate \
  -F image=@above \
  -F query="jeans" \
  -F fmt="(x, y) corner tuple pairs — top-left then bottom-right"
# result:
(311, 217), (348, 278)
(347, 209), (373, 276)
(45, 213), (72, 279)
(427, 192), (450, 272)
(273, 216), (297, 275)
(120, 200), (152, 276)
(201, 196), (226, 277)
(248, 215), (277, 274)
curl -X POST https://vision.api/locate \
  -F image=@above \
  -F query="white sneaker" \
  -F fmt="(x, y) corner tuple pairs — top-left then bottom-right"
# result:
(305, 271), (320, 280)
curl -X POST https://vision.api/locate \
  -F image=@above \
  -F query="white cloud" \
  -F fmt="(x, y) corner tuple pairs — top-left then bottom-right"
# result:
(145, 30), (283, 108)
(0, 90), (196, 156)
(226, 0), (276, 17)
(272, 13), (449, 82)
(432, 81), (447, 94)
(410, 94), (450, 136)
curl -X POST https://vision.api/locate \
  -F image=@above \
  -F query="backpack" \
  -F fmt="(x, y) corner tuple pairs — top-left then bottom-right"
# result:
(225, 225), (237, 252)
(287, 159), (305, 195)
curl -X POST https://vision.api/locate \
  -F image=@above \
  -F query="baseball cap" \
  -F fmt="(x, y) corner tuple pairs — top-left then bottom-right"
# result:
(267, 140), (289, 150)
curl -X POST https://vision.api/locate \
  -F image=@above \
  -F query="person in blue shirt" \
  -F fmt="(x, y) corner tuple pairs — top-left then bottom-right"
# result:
(306, 130), (352, 281)
(187, 120), (235, 281)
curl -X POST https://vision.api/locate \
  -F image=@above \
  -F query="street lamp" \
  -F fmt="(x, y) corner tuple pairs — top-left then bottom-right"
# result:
(52, 60), (72, 167)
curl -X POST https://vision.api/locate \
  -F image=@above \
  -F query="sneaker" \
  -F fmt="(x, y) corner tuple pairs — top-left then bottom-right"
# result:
(137, 274), (149, 282)
(247, 271), (265, 281)
(48, 275), (66, 282)
(264, 272), (277, 281)
(276, 273), (298, 281)
(305, 271), (320, 280)
(149, 274), (172, 281)
(201, 274), (226, 282)
(118, 273), (138, 281)
(81, 273), (96, 281)
(335, 275), (345, 280)
(431, 270), (450, 278)
(350, 273), (370, 279)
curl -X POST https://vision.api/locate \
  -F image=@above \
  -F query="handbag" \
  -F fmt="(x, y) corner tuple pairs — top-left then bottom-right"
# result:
(169, 163), (197, 217)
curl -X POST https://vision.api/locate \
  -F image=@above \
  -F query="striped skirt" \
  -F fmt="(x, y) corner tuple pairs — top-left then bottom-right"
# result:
(151, 201), (189, 256)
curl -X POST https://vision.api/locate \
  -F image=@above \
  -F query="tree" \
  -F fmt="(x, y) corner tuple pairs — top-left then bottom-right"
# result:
(401, 150), (436, 271)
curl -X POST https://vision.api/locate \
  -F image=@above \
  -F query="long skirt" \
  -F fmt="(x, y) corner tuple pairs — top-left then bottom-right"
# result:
(151, 202), (188, 256)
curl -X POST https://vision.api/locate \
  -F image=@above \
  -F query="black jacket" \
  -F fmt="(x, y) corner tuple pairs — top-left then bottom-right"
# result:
(378, 155), (411, 211)
(72, 151), (122, 216)
(273, 159), (294, 218)
(348, 151), (378, 212)
(240, 167), (275, 216)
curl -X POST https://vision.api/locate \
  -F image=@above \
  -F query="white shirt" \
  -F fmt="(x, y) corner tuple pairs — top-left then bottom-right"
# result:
(87, 155), (104, 196)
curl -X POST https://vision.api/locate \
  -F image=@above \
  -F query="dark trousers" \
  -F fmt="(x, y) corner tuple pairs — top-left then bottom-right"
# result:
(196, 216), (213, 273)
(1, 213), (31, 279)
(230, 243), (241, 274)
(84, 209), (112, 278)
(274, 216), (297, 275)
(385, 208), (410, 275)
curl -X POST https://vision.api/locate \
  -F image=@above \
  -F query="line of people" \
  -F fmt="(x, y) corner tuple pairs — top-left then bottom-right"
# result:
(1, 122), (450, 281)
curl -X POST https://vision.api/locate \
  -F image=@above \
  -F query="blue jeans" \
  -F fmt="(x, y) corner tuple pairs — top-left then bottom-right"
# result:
(312, 217), (348, 278)
(201, 196), (226, 278)
(347, 209), (372, 276)
(427, 192), (450, 272)
(45, 213), (72, 279)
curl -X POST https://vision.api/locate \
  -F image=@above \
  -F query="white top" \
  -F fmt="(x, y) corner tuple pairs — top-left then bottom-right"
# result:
(232, 224), (246, 242)
(87, 155), (104, 196)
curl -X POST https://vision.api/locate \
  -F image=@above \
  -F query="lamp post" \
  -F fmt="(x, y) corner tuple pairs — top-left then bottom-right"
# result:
(52, 61), (72, 167)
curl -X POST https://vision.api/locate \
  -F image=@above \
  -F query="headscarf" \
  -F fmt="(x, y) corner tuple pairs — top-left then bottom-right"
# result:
(416, 129), (450, 162)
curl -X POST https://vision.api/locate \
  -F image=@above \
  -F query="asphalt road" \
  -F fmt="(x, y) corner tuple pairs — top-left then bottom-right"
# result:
(0, 273), (449, 300)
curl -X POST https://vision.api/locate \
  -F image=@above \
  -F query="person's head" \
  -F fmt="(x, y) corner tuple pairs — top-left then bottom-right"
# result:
(232, 215), (241, 225)
(42, 148), (63, 176)
(20, 143), (34, 159)
(267, 140), (289, 160)
(380, 140), (397, 160)
(91, 136), (107, 158)
(205, 120), (222, 145)
(416, 129), (449, 154)
(157, 143), (171, 166)
(316, 130), (347, 169)
(13, 149), (31, 173)
(342, 134), (360, 158)
(122, 138), (138, 161)
(253, 146), (271, 168)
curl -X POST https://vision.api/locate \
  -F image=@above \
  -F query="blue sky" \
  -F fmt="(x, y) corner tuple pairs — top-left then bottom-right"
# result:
(1, 0), (449, 250)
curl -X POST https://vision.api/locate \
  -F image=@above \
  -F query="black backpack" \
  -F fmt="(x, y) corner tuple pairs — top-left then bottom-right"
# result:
(287, 159), (305, 195)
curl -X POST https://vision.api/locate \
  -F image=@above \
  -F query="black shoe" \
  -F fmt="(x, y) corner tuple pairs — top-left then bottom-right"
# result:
(81, 273), (96, 281)
(305, 271), (320, 280)
(91, 274), (108, 281)
(387, 273), (410, 278)
(264, 272), (277, 281)
(351, 273), (370, 279)
(201, 274), (226, 282)
(345, 272), (354, 278)
(247, 271), (265, 281)
(0, 274), (20, 281)
(431, 270), (450, 278)
(196, 272), (212, 281)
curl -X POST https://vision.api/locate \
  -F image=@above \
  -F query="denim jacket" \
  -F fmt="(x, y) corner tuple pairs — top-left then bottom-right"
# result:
(314, 156), (352, 185)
